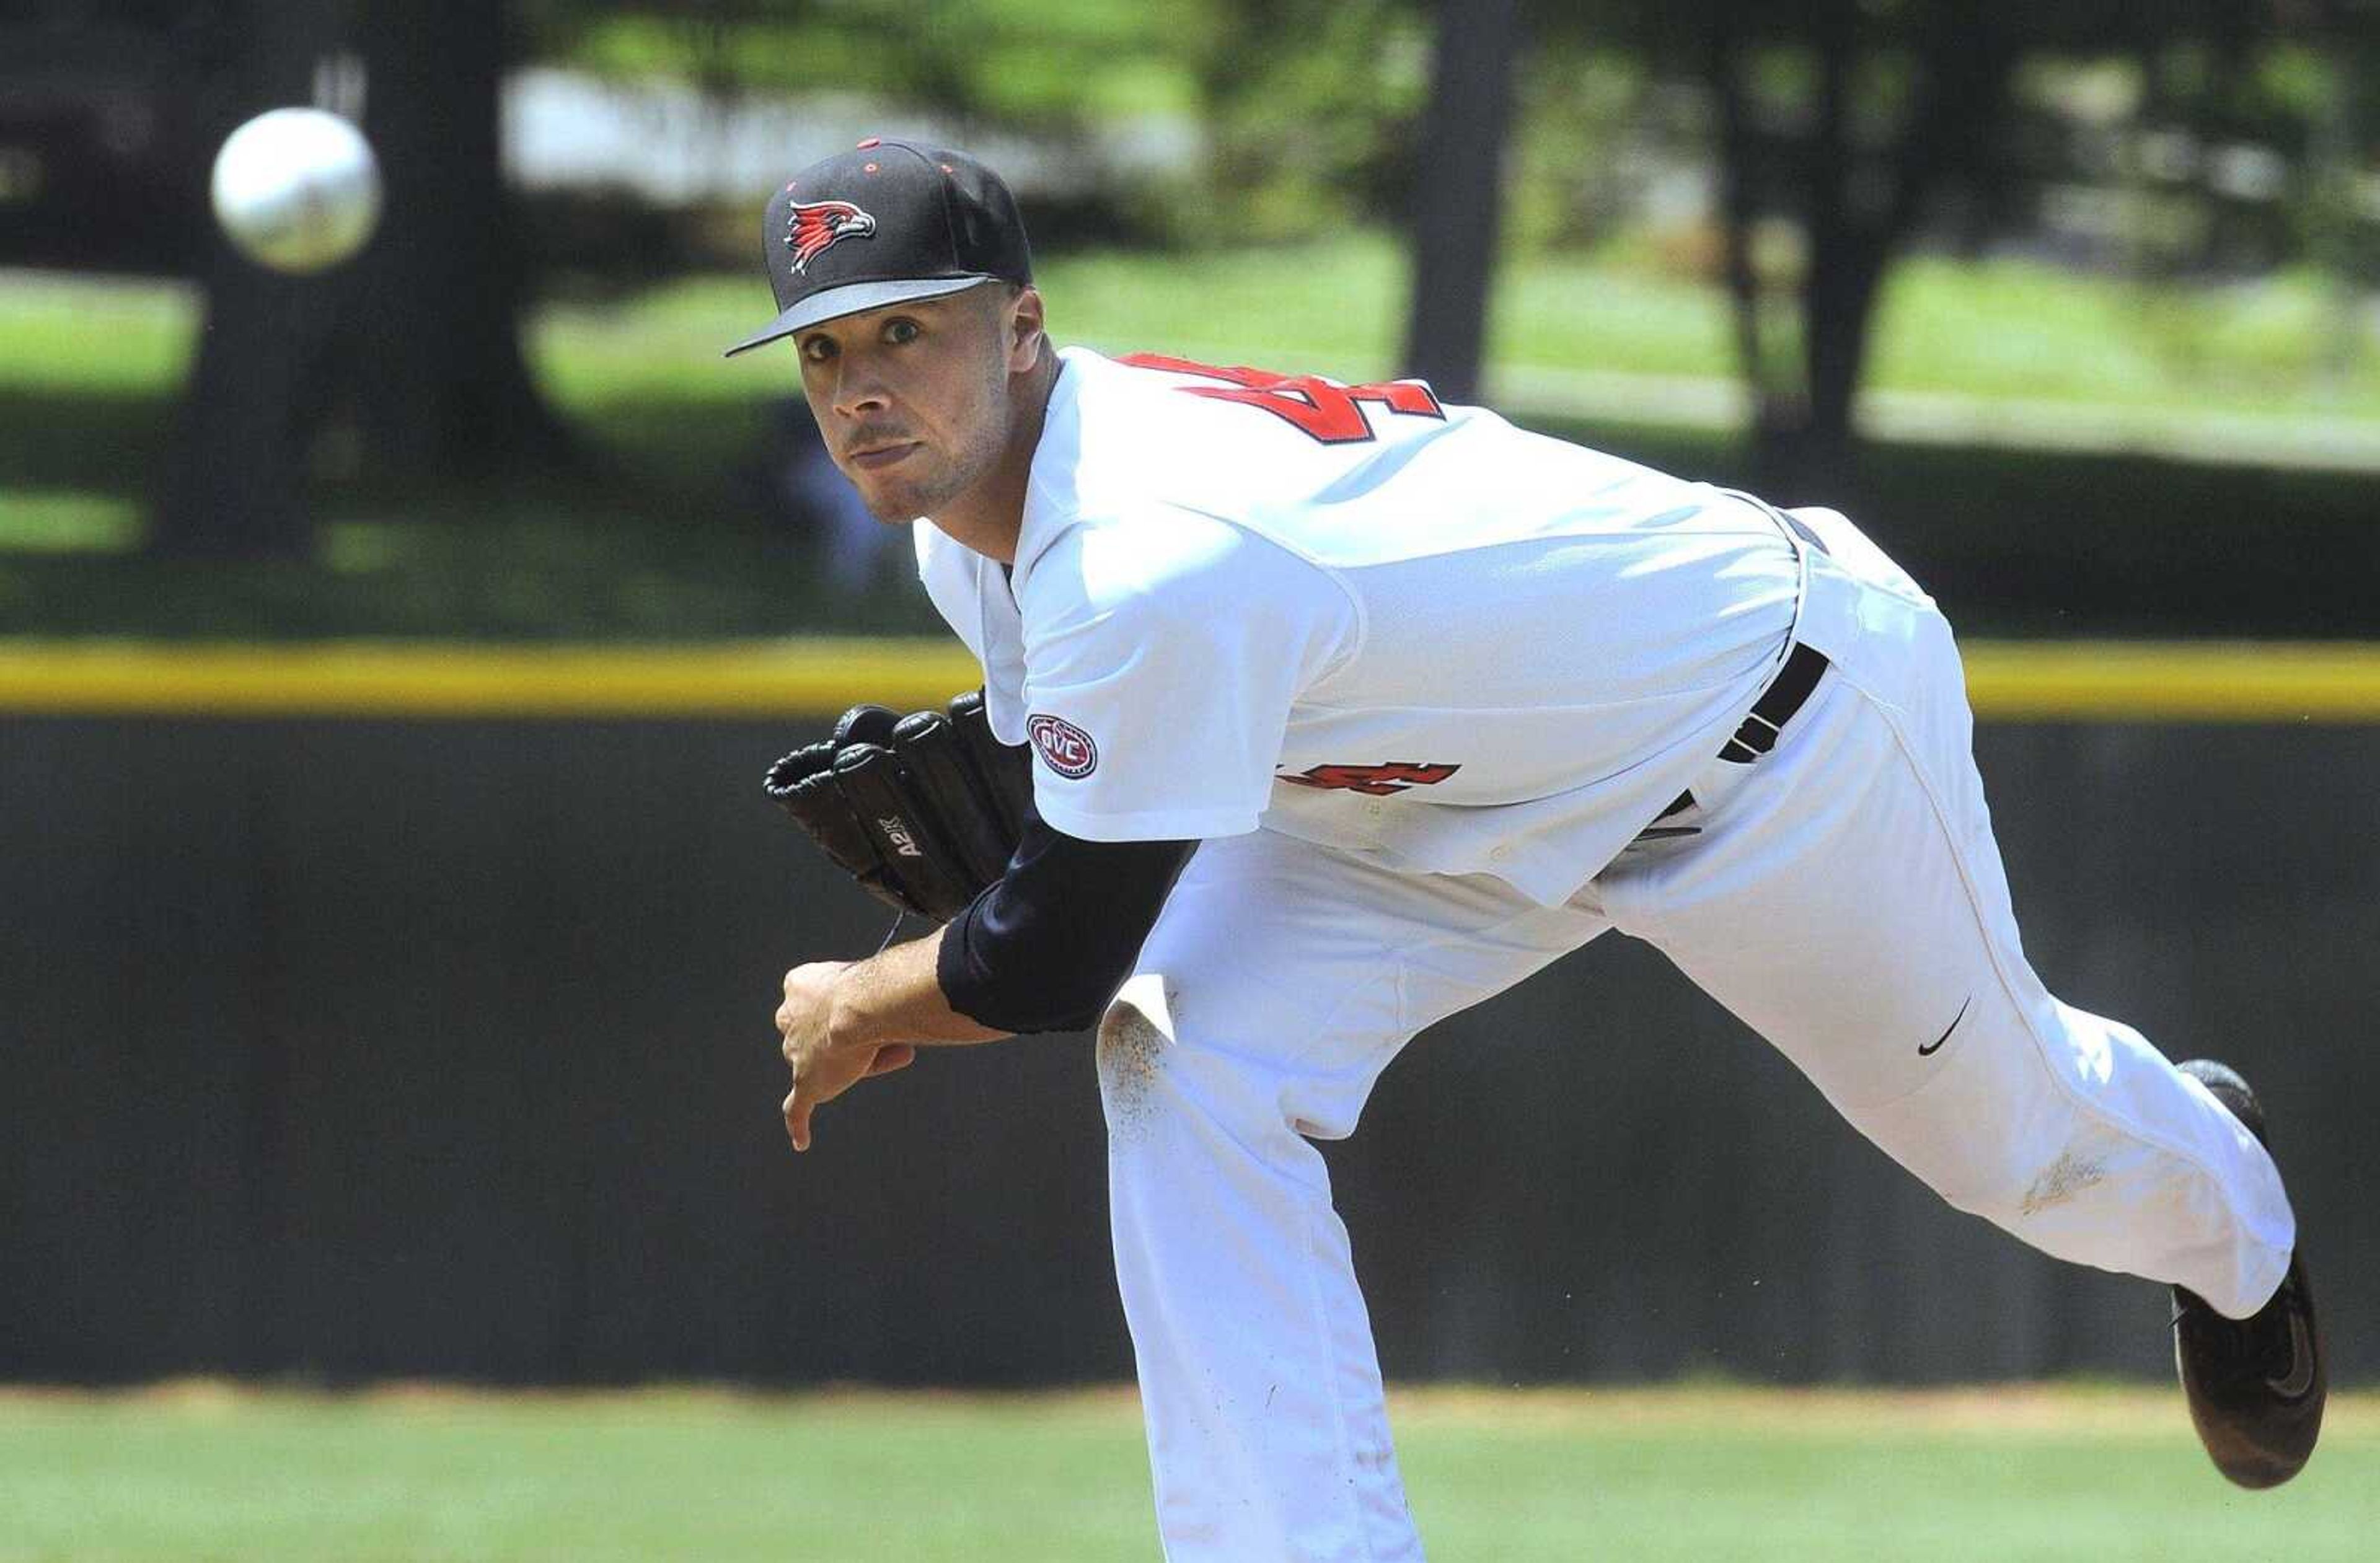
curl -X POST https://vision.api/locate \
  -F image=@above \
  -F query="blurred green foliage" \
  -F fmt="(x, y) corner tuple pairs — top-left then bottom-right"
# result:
(550, 0), (1207, 123)
(528, 0), (1432, 244)
(1184, 0), (1431, 244)
(517, 1), (2380, 287)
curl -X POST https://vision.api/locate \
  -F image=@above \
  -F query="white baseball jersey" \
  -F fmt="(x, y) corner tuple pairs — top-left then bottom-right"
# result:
(915, 345), (1808, 905)
(906, 349), (2296, 1563)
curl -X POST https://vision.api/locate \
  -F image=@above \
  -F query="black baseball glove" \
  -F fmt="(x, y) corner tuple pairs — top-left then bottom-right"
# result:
(764, 689), (1035, 922)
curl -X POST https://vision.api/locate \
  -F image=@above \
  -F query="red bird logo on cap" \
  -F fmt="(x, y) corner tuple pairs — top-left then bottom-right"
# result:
(785, 200), (876, 275)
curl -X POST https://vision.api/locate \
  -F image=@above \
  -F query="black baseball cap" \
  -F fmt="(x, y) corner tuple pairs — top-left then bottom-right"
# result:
(722, 138), (1033, 358)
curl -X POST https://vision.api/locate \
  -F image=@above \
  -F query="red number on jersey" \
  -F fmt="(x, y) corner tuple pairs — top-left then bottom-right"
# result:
(1120, 353), (1445, 445)
(1279, 762), (1461, 797)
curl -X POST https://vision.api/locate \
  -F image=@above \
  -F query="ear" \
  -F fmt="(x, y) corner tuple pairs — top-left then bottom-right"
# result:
(1005, 286), (1047, 372)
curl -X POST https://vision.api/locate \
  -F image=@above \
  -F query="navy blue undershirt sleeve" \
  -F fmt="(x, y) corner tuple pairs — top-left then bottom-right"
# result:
(936, 813), (1196, 1035)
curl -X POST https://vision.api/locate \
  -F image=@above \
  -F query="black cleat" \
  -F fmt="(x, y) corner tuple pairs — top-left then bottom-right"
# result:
(2169, 1059), (2325, 1489)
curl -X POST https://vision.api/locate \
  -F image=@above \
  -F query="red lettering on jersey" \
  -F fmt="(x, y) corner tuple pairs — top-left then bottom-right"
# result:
(1120, 353), (1445, 445)
(1279, 762), (1461, 797)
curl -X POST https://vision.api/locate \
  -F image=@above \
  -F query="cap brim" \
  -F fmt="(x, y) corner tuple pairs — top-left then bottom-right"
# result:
(720, 275), (997, 358)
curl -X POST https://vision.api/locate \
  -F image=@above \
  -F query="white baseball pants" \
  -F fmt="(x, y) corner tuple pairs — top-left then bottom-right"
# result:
(1095, 511), (2296, 1563)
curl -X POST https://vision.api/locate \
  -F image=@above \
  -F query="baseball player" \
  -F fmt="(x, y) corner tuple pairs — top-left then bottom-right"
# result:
(739, 141), (2326, 1561)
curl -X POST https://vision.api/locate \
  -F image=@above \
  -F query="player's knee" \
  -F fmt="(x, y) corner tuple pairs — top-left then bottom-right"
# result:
(1858, 1086), (2061, 1223)
(1924, 1117), (2100, 1225)
(1096, 977), (1294, 1154)
(1096, 992), (1173, 1130)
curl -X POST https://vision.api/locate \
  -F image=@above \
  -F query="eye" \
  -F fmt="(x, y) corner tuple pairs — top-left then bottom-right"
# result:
(883, 317), (921, 345)
(799, 335), (836, 364)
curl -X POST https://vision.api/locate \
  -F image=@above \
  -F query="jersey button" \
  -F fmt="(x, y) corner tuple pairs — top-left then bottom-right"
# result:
(1489, 844), (1512, 861)
(1363, 801), (1386, 817)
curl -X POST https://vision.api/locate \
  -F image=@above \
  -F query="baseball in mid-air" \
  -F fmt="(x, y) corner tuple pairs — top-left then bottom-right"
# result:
(209, 107), (382, 274)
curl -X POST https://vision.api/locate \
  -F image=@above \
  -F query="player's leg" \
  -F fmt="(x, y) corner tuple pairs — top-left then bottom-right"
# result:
(1100, 829), (1606, 1563)
(1592, 612), (2296, 1323)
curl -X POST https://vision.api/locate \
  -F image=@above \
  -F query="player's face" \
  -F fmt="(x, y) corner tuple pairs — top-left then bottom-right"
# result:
(794, 286), (1034, 526)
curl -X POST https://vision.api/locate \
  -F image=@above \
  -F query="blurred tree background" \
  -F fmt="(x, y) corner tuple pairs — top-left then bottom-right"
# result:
(0, 0), (2374, 635)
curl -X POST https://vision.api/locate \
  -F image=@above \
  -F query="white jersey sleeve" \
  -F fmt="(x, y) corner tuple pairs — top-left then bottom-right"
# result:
(1015, 507), (1356, 843)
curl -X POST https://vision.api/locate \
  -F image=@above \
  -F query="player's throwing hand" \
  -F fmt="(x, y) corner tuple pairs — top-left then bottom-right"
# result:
(775, 961), (914, 1151)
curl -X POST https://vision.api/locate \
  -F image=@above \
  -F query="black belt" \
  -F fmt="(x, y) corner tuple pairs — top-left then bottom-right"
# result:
(1644, 507), (1832, 834)
(1646, 643), (1831, 836)
(1717, 501), (1831, 765)
(1717, 641), (1830, 764)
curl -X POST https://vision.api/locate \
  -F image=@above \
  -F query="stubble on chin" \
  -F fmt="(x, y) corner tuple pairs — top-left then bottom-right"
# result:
(857, 418), (1003, 526)
(853, 465), (961, 526)
(853, 482), (917, 525)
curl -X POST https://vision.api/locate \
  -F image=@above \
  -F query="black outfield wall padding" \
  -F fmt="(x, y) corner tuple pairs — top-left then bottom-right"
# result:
(3, 717), (2373, 1386)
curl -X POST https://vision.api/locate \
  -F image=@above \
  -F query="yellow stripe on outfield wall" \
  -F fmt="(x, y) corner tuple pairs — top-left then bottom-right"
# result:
(0, 640), (2377, 721)
(1957, 642), (2380, 721)
(0, 640), (985, 718)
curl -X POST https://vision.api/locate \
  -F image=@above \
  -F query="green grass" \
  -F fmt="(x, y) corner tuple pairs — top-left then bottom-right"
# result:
(1868, 259), (2380, 412)
(1, 1385), (2373, 1562)
(0, 273), (198, 394)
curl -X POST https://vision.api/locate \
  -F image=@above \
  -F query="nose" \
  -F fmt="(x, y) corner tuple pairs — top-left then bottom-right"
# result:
(831, 355), (891, 422)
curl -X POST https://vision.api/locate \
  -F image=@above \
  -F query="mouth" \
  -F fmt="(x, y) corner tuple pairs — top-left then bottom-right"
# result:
(846, 441), (920, 471)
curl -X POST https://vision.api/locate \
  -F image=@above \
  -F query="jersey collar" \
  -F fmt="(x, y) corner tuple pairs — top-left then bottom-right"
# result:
(1008, 346), (1096, 592)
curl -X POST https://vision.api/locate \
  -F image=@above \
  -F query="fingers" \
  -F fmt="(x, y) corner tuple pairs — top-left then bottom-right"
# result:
(782, 1086), (813, 1153)
(778, 1042), (914, 1153)
(775, 956), (912, 1153)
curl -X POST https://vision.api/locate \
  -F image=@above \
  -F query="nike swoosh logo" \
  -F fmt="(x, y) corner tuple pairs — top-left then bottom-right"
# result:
(2267, 1309), (2316, 1398)
(1919, 996), (1972, 1057)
